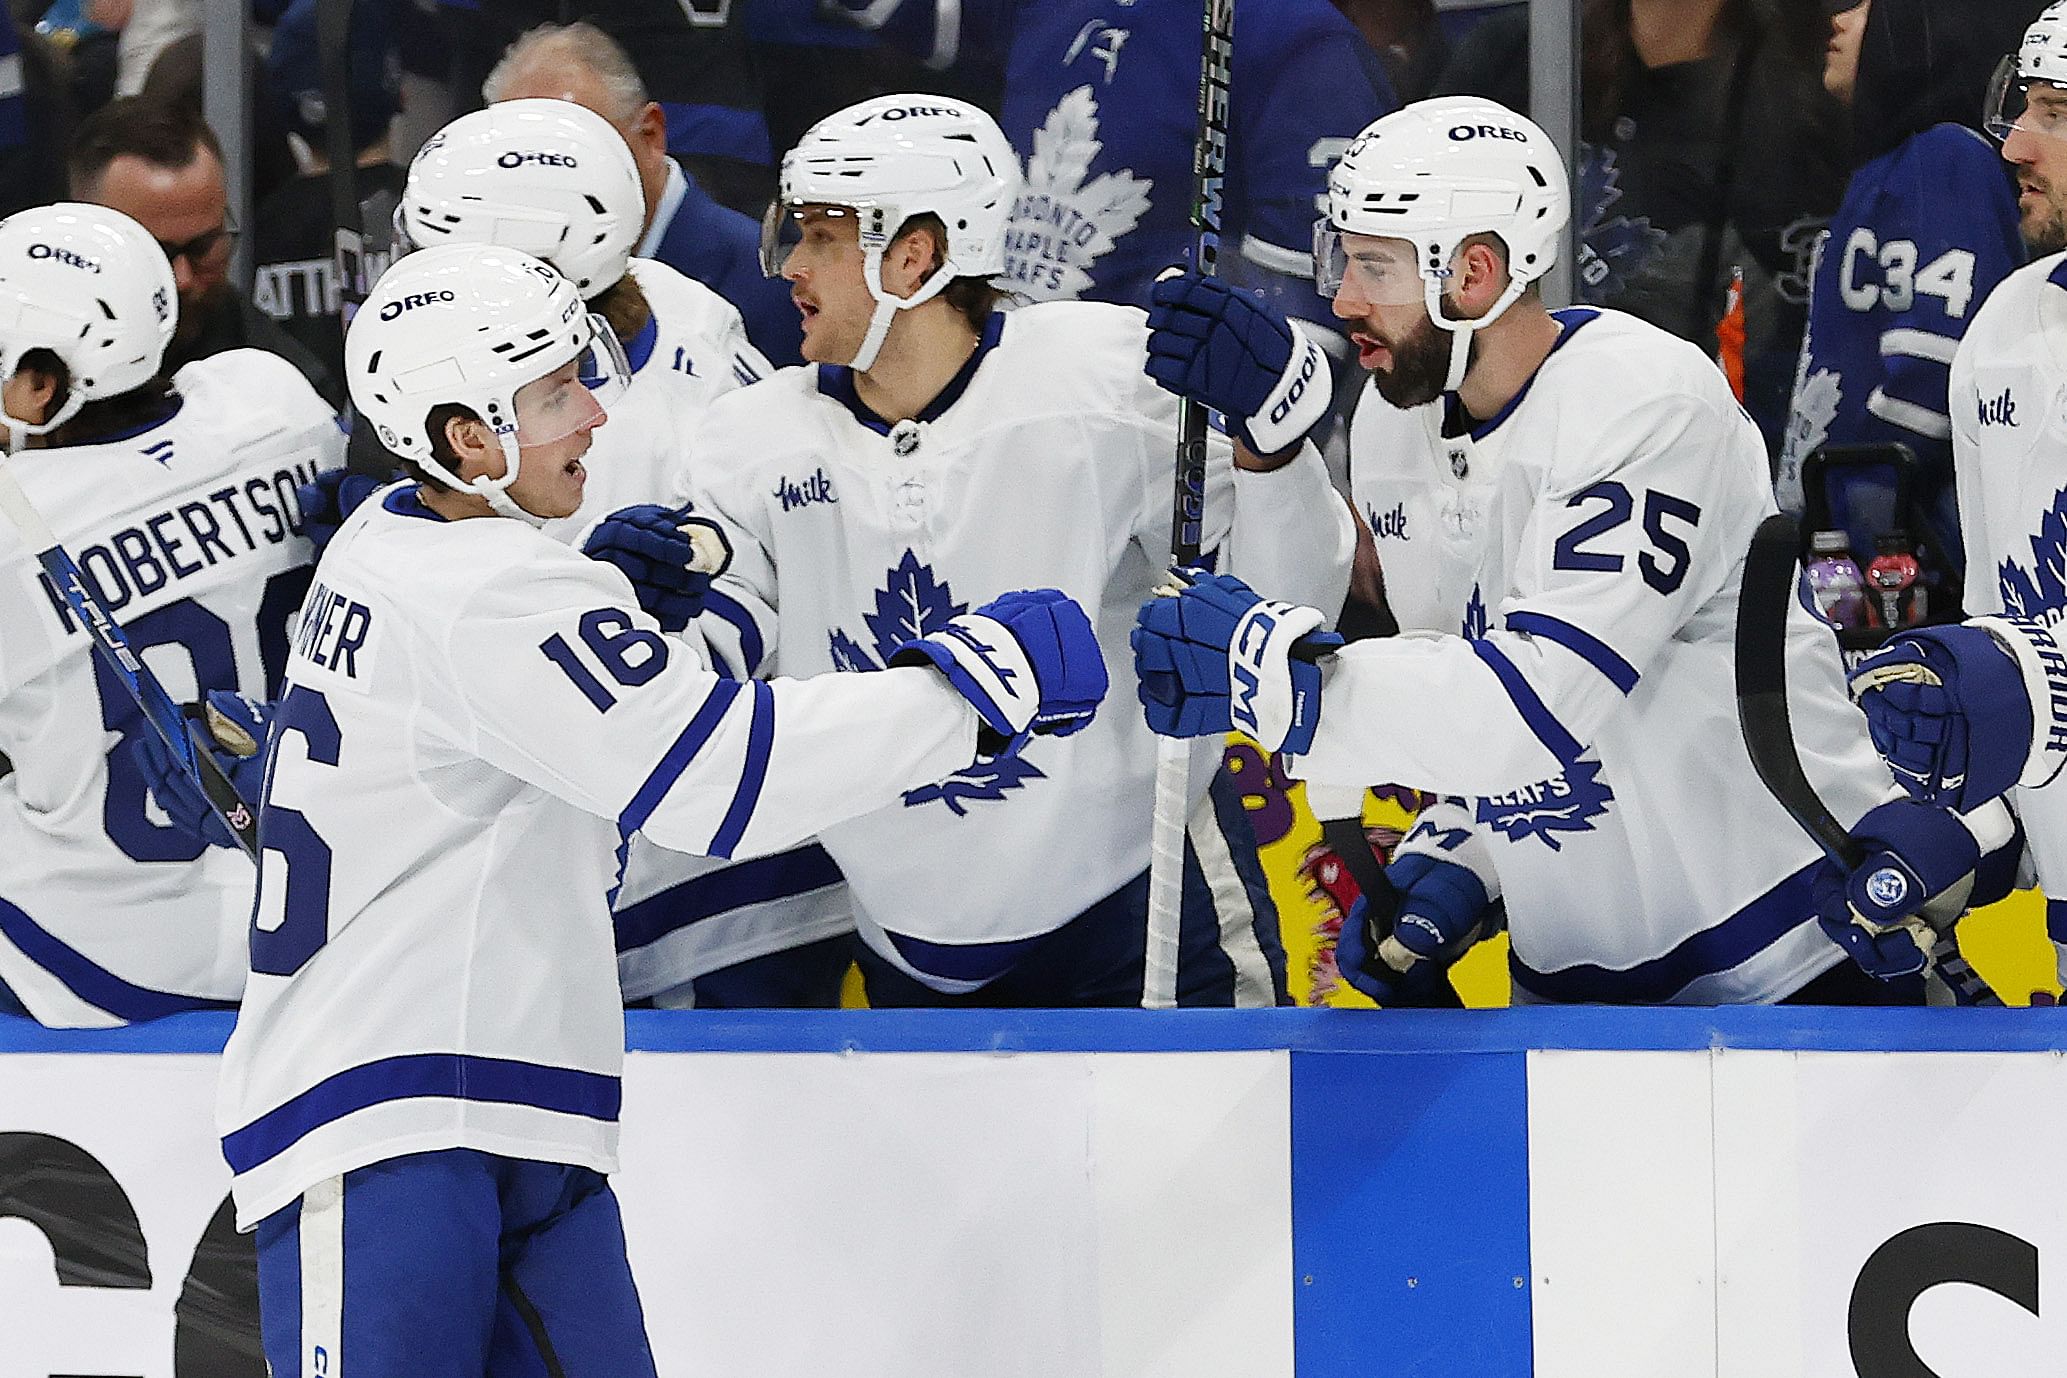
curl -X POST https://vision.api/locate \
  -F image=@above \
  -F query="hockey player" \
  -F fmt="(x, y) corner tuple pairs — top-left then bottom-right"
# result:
(216, 244), (1104, 1375)
(393, 97), (850, 1008)
(1777, 0), (2035, 589)
(1133, 98), (2009, 1004)
(689, 94), (1353, 1005)
(1840, 1), (2067, 992)
(0, 201), (341, 1027)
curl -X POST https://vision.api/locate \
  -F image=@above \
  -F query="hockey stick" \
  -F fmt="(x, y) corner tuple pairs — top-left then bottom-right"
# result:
(0, 461), (259, 858)
(1143, 0), (1236, 1010)
(1735, 512), (1998, 1006)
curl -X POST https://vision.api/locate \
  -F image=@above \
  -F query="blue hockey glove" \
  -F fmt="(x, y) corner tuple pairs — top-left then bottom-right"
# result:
(1132, 571), (1342, 753)
(581, 504), (734, 633)
(129, 690), (271, 850)
(1336, 853), (1495, 1005)
(1811, 800), (1980, 981)
(1848, 624), (2032, 812)
(295, 469), (382, 554)
(1144, 270), (1332, 455)
(893, 587), (1108, 756)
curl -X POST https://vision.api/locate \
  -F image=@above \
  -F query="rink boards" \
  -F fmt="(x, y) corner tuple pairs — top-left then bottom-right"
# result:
(0, 1007), (2061, 1377)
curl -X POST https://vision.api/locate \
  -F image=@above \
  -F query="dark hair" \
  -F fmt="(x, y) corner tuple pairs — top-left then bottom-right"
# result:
(414, 401), (481, 486)
(589, 272), (652, 350)
(68, 96), (224, 198)
(900, 212), (1005, 333)
(15, 347), (180, 448)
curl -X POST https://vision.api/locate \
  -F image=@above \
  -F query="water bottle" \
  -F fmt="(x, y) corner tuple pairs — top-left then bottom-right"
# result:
(1866, 531), (1923, 629)
(1805, 530), (1872, 631)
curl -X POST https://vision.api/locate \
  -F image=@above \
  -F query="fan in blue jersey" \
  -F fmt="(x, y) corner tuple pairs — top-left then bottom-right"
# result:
(217, 243), (1104, 1376)
(792, 0), (1394, 346)
(0, 202), (342, 1027)
(1135, 97), (2018, 1006)
(691, 94), (1353, 1006)
(1779, 0), (2038, 589)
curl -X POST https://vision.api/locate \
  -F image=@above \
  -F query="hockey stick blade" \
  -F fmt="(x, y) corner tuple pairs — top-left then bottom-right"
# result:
(1735, 512), (1999, 1006)
(1735, 513), (1863, 869)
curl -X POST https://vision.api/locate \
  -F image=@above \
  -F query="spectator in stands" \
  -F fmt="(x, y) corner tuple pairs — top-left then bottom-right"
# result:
(69, 96), (342, 405)
(1778, 0), (2039, 590)
(1438, 0), (1847, 456)
(1335, 0), (1450, 104)
(250, 0), (405, 382)
(434, 0), (774, 215)
(0, 19), (78, 218)
(481, 21), (802, 367)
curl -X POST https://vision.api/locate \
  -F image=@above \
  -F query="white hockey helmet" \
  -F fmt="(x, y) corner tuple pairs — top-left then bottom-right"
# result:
(762, 93), (1020, 370)
(1316, 97), (1569, 389)
(0, 202), (176, 443)
(1987, 1), (2067, 141)
(345, 243), (630, 523)
(397, 99), (645, 296)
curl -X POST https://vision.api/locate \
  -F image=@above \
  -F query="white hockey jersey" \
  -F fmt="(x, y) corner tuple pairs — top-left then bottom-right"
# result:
(1948, 251), (2067, 983)
(217, 485), (982, 1227)
(0, 350), (340, 1027)
(688, 301), (1353, 980)
(1305, 308), (1899, 1003)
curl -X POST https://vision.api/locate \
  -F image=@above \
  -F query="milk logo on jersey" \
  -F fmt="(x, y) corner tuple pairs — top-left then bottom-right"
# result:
(1475, 758), (1614, 849)
(1369, 500), (1409, 542)
(1574, 145), (1665, 303)
(1979, 388), (2020, 428)
(1003, 86), (1152, 302)
(774, 467), (837, 512)
(1998, 482), (2067, 625)
(827, 551), (1046, 813)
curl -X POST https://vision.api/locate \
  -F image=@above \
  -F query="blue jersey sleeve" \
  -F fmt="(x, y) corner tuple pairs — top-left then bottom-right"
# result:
(812, 0), (1015, 69)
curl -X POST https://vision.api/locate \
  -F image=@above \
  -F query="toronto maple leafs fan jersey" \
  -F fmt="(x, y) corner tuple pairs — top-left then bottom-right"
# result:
(217, 486), (986, 1227)
(1310, 309), (1900, 1003)
(532, 258), (853, 1003)
(814, 0), (1392, 327)
(0, 350), (341, 1026)
(1949, 251), (2067, 984)
(1778, 124), (2023, 572)
(688, 302), (1352, 996)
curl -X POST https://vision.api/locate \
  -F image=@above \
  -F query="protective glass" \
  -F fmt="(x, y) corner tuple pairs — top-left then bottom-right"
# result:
(1312, 220), (1438, 304)
(511, 312), (630, 446)
(1986, 57), (2067, 142)
(759, 202), (857, 277)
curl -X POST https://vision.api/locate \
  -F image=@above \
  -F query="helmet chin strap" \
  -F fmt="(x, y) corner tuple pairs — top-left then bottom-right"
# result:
(1424, 270), (1533, 393)
(420, 436), (551, 527)
(849, 249), (962, 373)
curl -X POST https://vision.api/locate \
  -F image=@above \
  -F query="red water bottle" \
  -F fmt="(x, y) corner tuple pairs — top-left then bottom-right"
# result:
(1865, 531), (1922, 629)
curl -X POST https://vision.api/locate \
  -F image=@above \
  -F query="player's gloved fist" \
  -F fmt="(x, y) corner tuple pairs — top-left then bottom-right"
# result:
(1132, 571), (1342, 753)
(1811, 799), (1980, 981)
(1847, 624), (2030, 812)
(581, 504), (734, 633)
(892, 588), (1108, 757)
(1335, 853), (1492, 1006)
(129, 690), (271, 850)
(1144, 269), (1332, 455)
(295, 469), (382, 554)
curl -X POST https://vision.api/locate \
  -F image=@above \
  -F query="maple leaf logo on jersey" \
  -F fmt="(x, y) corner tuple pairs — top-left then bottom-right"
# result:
(1002, 86), (1153, 302)
(1999, 483), (2067, 625)
(1780, 367), (1842, 484)
(1475, 759), (1615, 849)
(1462, 585), (1490, 641)
(828, 550), (1049, 812)
(1574, 145), (1665, 304)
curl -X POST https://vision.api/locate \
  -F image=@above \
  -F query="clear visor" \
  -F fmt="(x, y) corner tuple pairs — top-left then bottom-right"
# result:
(510, 312), (631, 447)
(759, 201), (858, 277)
(1312, 220), (1442, 304)
(1986, 56), (2067, 142)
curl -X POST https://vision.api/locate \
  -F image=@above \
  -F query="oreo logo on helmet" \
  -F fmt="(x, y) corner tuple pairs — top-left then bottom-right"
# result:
(378, 289), (457, 320)
(855, 105), (961, 125)
(497, 151), (577, 169)
(1449, 124), (1529, 143)
(28, 243), (101, 273)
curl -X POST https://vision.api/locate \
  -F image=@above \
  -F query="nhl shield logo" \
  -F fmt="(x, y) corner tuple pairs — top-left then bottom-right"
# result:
(890, 420), (922, 457)
(1449, 447), (1469, 479)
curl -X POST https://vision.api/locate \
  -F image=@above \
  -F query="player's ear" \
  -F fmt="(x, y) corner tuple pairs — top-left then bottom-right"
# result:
(1457, 238), (1509, 316)
(886, 222), (942, 298)
(441, 412), (495, 478)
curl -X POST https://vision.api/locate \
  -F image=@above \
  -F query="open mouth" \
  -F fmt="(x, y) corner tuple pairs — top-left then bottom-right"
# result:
(564, 456), (585, 484)
(1352, 332), (1390, 369)
(795, 296), (820, 326)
